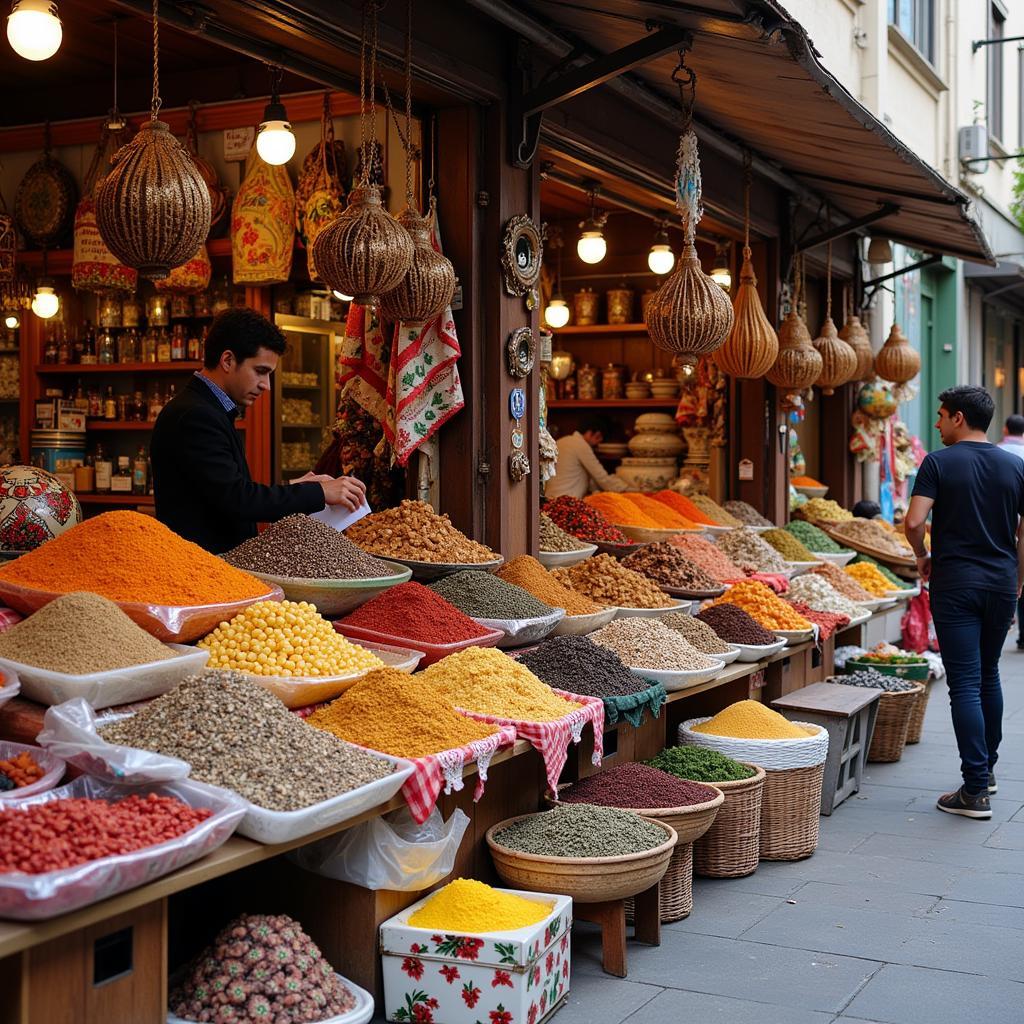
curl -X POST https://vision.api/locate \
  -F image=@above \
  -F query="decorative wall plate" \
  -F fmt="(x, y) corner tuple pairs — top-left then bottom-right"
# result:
(501, 214), (543, 296)
(506, 327), (536, 378)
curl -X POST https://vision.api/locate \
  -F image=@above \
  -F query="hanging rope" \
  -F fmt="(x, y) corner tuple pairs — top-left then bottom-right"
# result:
(671, 52), (696, 131)
(151, 0), (162, 121)
(742, 150), (752, 255)
(358, 1), (370, 186)
(825, 241), (833, 319)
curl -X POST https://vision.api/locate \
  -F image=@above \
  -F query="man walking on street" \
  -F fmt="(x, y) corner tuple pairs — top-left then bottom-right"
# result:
(905, 386), (1024, 819)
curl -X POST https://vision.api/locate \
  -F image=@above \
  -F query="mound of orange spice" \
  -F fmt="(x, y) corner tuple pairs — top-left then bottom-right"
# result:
(708, 580), (813, 631)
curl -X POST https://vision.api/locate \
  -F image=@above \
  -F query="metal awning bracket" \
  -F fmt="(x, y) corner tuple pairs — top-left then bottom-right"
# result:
(510, 24), (692, 168)
(861, 253), (942, 308)
(795, 203), (900, 252)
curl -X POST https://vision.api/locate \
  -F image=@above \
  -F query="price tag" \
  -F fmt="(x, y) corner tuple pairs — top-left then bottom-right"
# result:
(738, 458), (754, 481)
(224, 127), (255, 162)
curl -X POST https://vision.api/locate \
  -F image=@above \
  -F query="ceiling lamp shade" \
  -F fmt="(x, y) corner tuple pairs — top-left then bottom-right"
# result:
(31, 280), (58, 319)
(380, 206), (456, 323)
(7, 0), (61, 61)
(648, 222), (675, 275)
(838, 313), (874, 381)
(313, 185), (414, 306)
(645, 57), (732, 366)
(3, 311), (18, 329)
(813, 315), (857, 395)
(866, 236), (893, 264)
(715, 246), (779, 379)
(875, 321), (921, 386)
(766, 309), (822, 394)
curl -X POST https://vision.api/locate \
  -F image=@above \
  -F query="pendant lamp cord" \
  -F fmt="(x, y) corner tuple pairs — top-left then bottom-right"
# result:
(826, 241), (833, 320)
(743, 149), (752, 260)
(151, 0), (162, 121)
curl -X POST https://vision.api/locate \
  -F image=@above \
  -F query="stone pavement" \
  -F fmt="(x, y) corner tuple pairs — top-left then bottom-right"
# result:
(565, 640), (1024, 1024)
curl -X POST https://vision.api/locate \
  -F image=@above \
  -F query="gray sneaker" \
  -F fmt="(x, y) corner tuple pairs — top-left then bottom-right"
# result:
(989, 772), (997, 794)
(937, 786), (992, 819)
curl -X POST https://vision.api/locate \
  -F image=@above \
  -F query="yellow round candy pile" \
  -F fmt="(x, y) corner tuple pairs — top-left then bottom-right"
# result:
(199, 600), (384, 677)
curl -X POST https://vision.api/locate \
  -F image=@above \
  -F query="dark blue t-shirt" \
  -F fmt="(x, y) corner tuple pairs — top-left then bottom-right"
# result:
(912, 441), (1024, 594)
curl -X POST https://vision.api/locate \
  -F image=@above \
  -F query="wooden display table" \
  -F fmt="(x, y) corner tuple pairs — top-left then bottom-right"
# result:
(771, 682), (880, 815)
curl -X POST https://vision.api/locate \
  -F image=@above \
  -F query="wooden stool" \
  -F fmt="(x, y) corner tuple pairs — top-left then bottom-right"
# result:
(771, 683), (880, 815)
(574, 881), (661, 978)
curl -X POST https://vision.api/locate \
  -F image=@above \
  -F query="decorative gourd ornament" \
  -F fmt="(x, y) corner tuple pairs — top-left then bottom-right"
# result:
(96, 4), (210, 279)
(645, 59), (732, 366)
(839, 313), (874, 382)
(380, 205), (456, 324)
(875, 322), (920, 386)
(766, 258), (821, 395)
(812, 244), (856, 396)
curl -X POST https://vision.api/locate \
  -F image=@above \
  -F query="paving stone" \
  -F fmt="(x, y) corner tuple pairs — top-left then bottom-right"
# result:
(825, 804), (1002, 843)
(813, 825), (874, 853)
(621, 986), (834, 1024)
(786, 880), (940, 916)
(984, 820), (1024, 849)
(551, 972), (660, 1024)
(668, 888), (781, 938)
(952, 868), (1024, 908)
(855, 831), (1024, 875)
(845, 964), (1024, 1024)
(925, 897), (1024, 931)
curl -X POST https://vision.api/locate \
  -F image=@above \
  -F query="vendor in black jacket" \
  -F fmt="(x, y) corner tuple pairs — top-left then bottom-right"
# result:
(151, 307), (365, 553)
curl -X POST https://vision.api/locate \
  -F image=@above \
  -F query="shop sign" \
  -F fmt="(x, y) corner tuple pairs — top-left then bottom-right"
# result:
(738, 458), (754, 481)
(223, 127), (255, 162)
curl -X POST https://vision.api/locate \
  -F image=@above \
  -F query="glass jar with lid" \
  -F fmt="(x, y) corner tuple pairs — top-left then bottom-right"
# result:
(99, 293), (122, 328)
(147, 293), (169, 327)
(122, 294), (141, 327)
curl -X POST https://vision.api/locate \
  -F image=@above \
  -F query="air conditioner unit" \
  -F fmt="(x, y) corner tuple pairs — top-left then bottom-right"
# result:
(959, 124), (988, 163)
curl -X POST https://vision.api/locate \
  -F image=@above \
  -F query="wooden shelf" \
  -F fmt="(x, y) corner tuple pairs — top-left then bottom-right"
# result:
(552, 323), (649, 335)
(36, 362), (202, 374)
(86, 420), (246, 431)
(282, 383), (323, 390)
(18, 240), (231, 272)
(282, 422), (322, 429)
(547, 399), (678, 409)
(76, 493), (154, 506)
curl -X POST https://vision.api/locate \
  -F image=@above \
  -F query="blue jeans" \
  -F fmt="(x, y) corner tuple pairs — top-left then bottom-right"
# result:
(930, 588), (1015, 794)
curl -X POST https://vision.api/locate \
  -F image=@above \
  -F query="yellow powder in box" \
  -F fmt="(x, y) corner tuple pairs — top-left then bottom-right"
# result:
(409, 879), (553, 932)
(693, 700), (815, 739)
(422, 646), (581, 722)
(584, 493), (660, 527)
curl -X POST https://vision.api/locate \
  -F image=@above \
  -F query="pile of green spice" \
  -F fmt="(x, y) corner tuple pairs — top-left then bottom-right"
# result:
(493, 803), (666, 858)
(428, 570), (554, 619)
(518, 635), (651, 698)
(762, 528), (817, 562)
(222, 513), (395, 580)
(560, 762), (718, 808)
(0, 591), (174, 674)
(851, 554), (912, 588)
(784, 519), (849, 554)
(539, 513), (590, 552)
(647, 745), (755, 782)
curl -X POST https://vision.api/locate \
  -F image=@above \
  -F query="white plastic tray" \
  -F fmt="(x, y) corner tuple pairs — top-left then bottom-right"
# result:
(538, 544), (597, 569)
(550, 606), (617, 637)
(0, 670), (18, 709)
(472, 608), (565, 649)
(169, 974), (374, 1024)
(774, 627), (816, 644)
(0, 776), (245, 920)
(731, 638), (787, 662)
(628, 658), (725, 692)
(0, 740), (65, 800)
(0, 645), (210, 711)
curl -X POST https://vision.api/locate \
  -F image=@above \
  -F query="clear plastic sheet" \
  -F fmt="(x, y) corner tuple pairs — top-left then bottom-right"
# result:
(0, 776), (245, 920)
(0, 669), (18, 710)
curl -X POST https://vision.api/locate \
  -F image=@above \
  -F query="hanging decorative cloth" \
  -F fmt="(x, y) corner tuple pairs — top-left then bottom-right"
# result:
(645, 56), (733, 365)
(72, 120), (138, 292)
(303, 98), (347, 282)
(154, 243), (211, 293)
(231, 147), (295, 286)
(338, 301), (394, 439)
(0, 183), (18, 285)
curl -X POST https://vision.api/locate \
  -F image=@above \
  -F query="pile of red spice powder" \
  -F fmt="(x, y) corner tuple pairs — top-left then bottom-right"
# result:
(559, 762), (719, 809)
(336, 581), (491, 643)
(787, 601), (849, 642)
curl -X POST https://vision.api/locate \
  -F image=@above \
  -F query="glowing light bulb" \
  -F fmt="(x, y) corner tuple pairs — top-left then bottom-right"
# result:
(3, 312), (19, 330)
(256, 95), (295, 165)
(577, 230), (606, 265)
(331, 289), (354, 302)
(31, 284), (59, 319)
(7, 0), (61, 61)
(710, 265), (732, 291)
(648, 244), (675, 275)
(544, 297), (570, 329)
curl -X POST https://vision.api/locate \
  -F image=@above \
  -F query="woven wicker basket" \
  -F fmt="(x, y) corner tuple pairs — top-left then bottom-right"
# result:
(868, 685), (923, 762)
(626, 841), (694, 923)
(693, 762), (766, 878)
(905, 678), (932, 745)
(679, 718), (828, 862)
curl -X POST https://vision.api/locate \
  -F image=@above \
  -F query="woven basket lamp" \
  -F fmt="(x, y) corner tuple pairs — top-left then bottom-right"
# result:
(766, 257), (821, 394)
(811, 245), (856, 395)
(96, 3), (210, 279)
(380, 205), (455, 323)
(875, 322), (921, 386)
(839, 313), (874, 382)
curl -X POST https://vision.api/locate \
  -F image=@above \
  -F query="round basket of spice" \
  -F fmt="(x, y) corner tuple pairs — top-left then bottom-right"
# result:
(486, 803), (677, 904)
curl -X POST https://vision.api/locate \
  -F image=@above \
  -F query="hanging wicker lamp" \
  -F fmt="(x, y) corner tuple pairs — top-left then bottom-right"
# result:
(645, 59), (733, 365)
(713, 155), (777, 378)
(811, 244), (856, 396)
(875, 321), (921, 386)
(839, 313), (874, 381)
(380, 206), (456, 323)
(96, 3), (210, 279)
(766, 256), (821, 394)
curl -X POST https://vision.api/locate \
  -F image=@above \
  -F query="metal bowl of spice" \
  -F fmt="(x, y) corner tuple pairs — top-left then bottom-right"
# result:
(243, 563), (413, 618)
(630, 659), (725, 692)
(472, 608), (566, 650)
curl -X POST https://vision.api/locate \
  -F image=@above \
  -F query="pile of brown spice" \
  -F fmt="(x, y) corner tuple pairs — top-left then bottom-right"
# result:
(811, 561), (875, 602)
(622, 542), (719, 591)
(496, 556), (603, 616)
(347, 500), (499, 564)
(551, 554), (674, 609)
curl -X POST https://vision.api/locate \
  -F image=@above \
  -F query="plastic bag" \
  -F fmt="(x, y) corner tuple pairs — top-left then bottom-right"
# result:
(901, 589), (937, 653)
(289, 806), (469, 891)
(472, 608), (565, 649)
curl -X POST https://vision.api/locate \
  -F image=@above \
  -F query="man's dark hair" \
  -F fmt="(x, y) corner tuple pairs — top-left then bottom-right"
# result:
(1006, 414), (1024, 437)
(579, 414), (614, 437)
(938, 385), (995, 432)
(204, 307), (287, 369)
(852, 499), (881, 519)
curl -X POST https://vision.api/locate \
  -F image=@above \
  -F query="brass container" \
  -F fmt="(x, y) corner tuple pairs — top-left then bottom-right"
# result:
(146, 293), (169, 327)
(577, 363), (601, 400)
(573, 288), (599, 326)
(606, 286), (634, 325)
(121, 295), (141, 327)
(602, 363), (625, 400)
(98, 294), (122, 328)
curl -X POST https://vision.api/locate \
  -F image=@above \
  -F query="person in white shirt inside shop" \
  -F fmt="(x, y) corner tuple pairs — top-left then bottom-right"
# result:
(545, 415), (628, 499)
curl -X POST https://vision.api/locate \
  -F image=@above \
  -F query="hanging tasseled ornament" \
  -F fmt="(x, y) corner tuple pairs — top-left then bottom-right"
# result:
(812, 243), (856, 395)
(875, 321), (921, 401)
(312, 0), (412, 305)
(713, 152), (777, 378)
(645, 55), (733, 367)
(379, 5), (455, 323)
(766, 255), (822, 399)
(838, 292), (874, 383)
(96, 1), (210, 279)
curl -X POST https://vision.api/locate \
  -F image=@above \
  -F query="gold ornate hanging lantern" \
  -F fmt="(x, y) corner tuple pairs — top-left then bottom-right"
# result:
(311, 0), (412, 306)
(714, 154), (777, 378)
(839, 312), (874, 382)
(875, 321), (921, 386)
(766, 257), (822, 394)
(96, 2), (210, 279)
(645, 57), (733, 366)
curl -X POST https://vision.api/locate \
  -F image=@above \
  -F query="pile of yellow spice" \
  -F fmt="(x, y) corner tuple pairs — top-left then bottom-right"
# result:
(693, 700), (816, 739)
(422, 646), (581, 722)
(199, 600), (383, 677)
(408, 879), (553, 933)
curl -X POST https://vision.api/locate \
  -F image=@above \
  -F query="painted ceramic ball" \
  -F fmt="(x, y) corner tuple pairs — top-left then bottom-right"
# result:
(0, 466), (82, 554)
(858, 379), (898, 420)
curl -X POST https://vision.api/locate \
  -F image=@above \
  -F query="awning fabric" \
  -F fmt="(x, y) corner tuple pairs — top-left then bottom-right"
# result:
(519, 0), (993, 264)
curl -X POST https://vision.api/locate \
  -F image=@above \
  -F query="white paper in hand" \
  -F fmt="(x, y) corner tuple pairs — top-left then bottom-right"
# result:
(312, 496), (372, 532)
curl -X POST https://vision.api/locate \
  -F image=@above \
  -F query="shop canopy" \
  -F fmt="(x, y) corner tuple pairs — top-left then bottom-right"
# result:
(483, 0), (994, 265)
